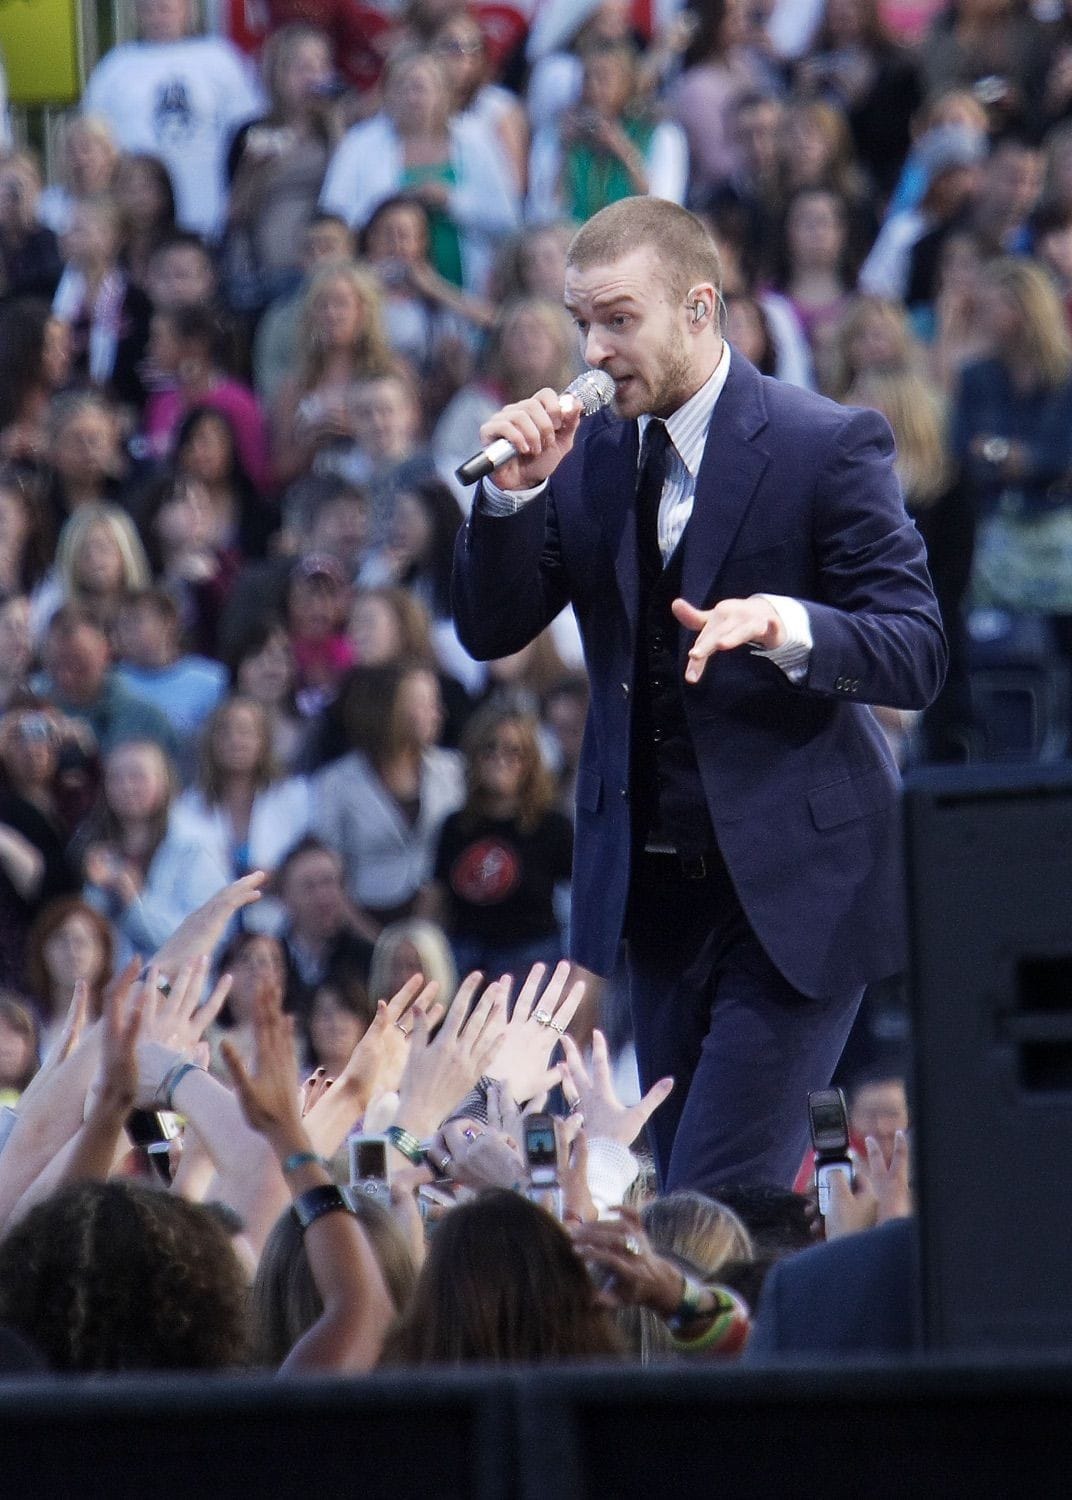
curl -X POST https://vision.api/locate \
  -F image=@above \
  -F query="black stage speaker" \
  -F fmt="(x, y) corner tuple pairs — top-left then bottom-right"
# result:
(904, 763), (1072, 1350)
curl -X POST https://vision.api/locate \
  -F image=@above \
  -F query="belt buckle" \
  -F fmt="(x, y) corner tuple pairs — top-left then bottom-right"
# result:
(679, 853), (706, 880)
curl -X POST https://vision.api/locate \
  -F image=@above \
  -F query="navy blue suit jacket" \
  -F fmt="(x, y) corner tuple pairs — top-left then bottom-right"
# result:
(746, 1217), (921, 1356)
(452, 351), (946, 997)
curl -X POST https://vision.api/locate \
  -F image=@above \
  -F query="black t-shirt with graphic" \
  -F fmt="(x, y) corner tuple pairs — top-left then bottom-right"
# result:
(433, 810), (573, 946)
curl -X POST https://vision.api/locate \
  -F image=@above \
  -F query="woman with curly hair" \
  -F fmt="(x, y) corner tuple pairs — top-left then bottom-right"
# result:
(0, 1180), (251, 1372)
(271, 262), (397, 489)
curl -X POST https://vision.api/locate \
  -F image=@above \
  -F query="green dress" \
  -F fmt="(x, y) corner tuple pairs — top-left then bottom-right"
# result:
(562, 116), (655, 223)
(400, 161), (465, 287)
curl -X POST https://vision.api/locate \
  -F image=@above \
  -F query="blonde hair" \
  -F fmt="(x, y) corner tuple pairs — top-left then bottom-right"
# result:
(489, 296), (579, 401)
(367, 919), (458, 1006)
(983, 257), (1072, 390)
(621, 1191), (753, 1362)
(846, 370), (952, 509)
(296, 262), (395, 391)
(55, 503), (150, 601)
(62, 115), (120, 181)
(827, 294), (921, 399)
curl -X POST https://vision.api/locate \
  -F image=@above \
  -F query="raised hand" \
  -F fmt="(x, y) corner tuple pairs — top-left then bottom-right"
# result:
(671, 596), (787, 684)
(135, 958), (233, 1106)
(149, 871), (266, 978)
(36, 975), (93, 1079)
(220, 986), (302, 1147)
(490, 960), (586, 1106)
(335, 974), (443, 1104)
(393, 973), (509, 1139)
(90, 967), (147, 1124)
(560, 1029), (673, 1147)
(865, 1130), (912, 1224)
(823, 1167), (878, 1241)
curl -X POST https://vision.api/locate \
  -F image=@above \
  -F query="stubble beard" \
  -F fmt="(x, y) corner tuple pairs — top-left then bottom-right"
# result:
(614, 328), (695, 421)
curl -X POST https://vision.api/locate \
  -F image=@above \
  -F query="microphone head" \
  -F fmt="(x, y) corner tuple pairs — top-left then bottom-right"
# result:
(564, 368), (616, 416)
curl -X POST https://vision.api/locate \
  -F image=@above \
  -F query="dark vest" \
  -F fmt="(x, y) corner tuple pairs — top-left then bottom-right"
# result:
(630, 530), (715, 856)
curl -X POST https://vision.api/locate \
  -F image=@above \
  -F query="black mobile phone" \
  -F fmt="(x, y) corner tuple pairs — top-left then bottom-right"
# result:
(127, 1108), (181, 1150)
(127, 1108), (181, 1184)
(807, 1088), (853, 1216)
(348, 1134), (392, 1207)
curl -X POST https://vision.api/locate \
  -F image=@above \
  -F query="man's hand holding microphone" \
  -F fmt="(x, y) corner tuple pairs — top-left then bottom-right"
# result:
(455, 370), (615, 489)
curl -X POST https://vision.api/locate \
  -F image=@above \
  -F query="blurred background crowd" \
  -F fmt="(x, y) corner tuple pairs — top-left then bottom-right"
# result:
(0, 0), (1065, 1378)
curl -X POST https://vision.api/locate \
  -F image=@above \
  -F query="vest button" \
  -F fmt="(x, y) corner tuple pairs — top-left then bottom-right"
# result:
(619, 786), (629, 801)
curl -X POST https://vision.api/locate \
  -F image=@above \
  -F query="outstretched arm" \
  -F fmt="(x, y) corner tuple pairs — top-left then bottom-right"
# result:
(670, 409), (947, 708)
(224, 988), (396, 1374)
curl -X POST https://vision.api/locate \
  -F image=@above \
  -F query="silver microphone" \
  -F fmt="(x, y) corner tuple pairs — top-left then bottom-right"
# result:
(454, 368), (616, 486)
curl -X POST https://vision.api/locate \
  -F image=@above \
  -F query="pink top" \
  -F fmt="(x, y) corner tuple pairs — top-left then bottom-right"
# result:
(143, 378), (272, 495)
(667, 55), (756, 197)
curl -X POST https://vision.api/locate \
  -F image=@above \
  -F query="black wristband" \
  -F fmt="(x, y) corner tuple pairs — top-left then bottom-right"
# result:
(291, 1184), (353, 1233)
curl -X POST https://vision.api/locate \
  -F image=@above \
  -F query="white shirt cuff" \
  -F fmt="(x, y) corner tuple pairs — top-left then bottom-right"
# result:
(753, 594), (813, 683)
(479, 476), (548, 515)
(585, 1137), (641, 1217)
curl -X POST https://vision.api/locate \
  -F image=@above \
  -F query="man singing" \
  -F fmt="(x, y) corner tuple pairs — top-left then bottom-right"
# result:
(452, 197), (945, 1193)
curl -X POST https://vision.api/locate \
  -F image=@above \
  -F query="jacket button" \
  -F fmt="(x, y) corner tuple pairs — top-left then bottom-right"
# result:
(834, 676), (844, 691)
(620, 786), (629, 801)
(851, 679), (860, 693)
(621, 681), (630, 698)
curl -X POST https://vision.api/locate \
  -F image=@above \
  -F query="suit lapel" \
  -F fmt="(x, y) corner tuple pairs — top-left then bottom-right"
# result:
(681, 352), (770, 610)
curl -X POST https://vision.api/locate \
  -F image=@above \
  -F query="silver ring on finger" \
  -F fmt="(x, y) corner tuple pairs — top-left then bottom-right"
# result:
(394, 1022), (410, 1037)
(624, 1234), (641, 1257)
(533, 1010), (554, 1027)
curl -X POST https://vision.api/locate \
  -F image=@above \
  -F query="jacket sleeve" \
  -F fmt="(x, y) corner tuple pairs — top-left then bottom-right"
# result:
(451, 485), (573, 662)
(802, 407), (948, 710)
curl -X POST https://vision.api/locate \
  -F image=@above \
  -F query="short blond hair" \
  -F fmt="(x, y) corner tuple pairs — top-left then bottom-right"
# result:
(567, 197), (722, 304)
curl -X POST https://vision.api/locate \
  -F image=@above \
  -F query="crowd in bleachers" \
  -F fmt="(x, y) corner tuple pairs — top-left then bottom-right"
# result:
(0, 0), (1066, 1376)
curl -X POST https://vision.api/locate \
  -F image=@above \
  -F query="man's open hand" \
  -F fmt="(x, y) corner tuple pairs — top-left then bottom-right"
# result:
(671, 596), (786, 683)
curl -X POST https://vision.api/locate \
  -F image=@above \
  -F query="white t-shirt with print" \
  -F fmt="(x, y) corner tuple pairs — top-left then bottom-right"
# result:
(84, 36), (261, 238)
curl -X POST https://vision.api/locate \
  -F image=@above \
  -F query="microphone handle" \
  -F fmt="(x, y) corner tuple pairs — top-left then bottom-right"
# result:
(455, 436), (517, 487)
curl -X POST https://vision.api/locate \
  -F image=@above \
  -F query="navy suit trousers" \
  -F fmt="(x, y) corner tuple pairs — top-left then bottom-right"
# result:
(625, 846), (863, 1194)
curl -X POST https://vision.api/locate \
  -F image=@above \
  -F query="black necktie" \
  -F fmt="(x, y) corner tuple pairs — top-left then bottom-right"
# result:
(635, 419), (672, 581)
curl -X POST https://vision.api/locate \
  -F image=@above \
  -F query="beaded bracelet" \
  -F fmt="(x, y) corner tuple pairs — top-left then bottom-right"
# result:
(385, 1124), (424, 1165)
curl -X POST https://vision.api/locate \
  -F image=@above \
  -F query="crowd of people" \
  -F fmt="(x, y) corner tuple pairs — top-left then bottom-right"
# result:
(0, 0), (1067, 1375)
